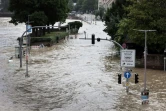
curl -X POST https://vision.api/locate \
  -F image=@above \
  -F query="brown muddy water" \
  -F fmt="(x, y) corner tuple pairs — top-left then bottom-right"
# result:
(0, 17), (166, 111)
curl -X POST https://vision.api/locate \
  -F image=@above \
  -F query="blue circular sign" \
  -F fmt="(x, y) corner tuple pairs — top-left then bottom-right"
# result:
(124, 72), (131, 78)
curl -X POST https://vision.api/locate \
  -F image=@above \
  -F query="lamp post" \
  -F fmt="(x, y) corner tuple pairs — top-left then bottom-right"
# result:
(134, 29), (156, 90)
(25, 15), (32, 77)
(20, 25), (59, 77)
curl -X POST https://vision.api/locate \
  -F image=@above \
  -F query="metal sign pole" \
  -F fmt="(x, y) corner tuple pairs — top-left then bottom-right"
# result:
(126, 78), (129, 93)
(133, 29), (156, 105)
(164, 57), (166, 71)
(144, 31), (147, 90)
(126, 67), (129, 94)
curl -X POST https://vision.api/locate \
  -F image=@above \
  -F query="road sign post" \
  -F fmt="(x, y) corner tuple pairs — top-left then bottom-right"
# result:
(133, 29), (156, 105)
(121, 50), (135, 94)
(124, 70), (132, 93)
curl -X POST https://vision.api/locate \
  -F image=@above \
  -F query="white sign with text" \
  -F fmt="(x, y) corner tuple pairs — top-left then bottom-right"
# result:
(121, 50), (136, 67)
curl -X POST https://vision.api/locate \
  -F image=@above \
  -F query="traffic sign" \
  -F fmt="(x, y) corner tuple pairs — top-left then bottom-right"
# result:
(126, 82), (129, 87)
(26, 25), (32, 33)
(141, 89), (149, 105)
(121, 50), (136, 67)
(124, 72), (131, 78)
(122, 43), (126, 49)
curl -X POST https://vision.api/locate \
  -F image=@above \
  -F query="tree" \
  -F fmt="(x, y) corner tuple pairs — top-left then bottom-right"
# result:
(75, 0), (98, 13)
(68, 0), (74, 11)
(75, 0), (84, 12)
(72, 0), (78, 3)
(8, 0), (68, 27)
(117, 0), (166, 53)
(82, 0), (98, 13)
(104, 0), (128, 41)
(95, 6), (105, 21)
(1, 0), (10, 12)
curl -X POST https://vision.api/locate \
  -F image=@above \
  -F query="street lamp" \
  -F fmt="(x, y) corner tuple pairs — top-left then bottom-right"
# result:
(19, 25), (60, 77)
(25, 15), (32, 77)
(134, 29), (156, 90)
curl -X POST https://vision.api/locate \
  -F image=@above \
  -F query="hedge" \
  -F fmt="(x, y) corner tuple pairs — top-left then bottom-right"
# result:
(30, 32), (68, 46)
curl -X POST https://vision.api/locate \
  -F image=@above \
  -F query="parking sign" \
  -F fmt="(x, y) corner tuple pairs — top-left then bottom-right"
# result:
(121, 50), (136, 67)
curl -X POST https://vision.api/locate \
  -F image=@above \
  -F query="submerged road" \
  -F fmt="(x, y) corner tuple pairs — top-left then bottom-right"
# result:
(0, 17), (166, 111)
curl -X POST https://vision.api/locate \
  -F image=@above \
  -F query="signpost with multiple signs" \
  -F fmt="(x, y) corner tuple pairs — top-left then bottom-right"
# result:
(121, 50), (136, 67)
(120, 49), (136, 93)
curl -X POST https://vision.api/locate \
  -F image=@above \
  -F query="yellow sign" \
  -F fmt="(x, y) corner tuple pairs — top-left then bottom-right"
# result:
(126, 82), (129, 87)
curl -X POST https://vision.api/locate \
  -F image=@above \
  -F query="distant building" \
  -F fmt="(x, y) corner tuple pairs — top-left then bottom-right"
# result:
(98, 0), (115, 10)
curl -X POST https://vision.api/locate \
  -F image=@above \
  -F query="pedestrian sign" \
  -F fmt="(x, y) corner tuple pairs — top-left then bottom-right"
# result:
(124, 72), (131, 79)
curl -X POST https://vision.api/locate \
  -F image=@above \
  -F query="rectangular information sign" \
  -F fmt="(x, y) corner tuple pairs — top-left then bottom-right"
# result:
(26, 25), (32, 33)
(121, 49), (136, 67)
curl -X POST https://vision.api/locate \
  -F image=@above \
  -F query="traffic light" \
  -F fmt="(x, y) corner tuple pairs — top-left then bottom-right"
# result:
(97, 38), (100, 42)
(135, 73), (139, 84)
(23, 50), (26, 56)
(92, 34), (95, 44)
(118, 74), (121, 84)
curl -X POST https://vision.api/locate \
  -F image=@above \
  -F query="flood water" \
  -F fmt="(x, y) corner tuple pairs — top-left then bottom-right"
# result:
(0, 17), (166, 111)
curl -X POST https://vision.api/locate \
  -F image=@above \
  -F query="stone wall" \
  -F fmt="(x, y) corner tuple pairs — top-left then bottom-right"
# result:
(136, 54), (164, 70)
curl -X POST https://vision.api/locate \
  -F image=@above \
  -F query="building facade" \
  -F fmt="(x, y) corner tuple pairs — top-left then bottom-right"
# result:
(98, 0), (115, 10)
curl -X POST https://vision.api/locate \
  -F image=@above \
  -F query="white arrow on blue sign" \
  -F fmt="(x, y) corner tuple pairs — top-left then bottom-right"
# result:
(124, 72), (131, 78)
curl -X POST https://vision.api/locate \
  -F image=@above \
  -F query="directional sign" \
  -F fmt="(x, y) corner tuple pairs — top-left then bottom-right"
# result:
(124, 72), (131, 79)
(121, 50), (136, 67)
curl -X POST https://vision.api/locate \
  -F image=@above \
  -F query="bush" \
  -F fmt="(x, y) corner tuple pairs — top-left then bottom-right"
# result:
(30, 32), (68, 46)
(68, 21), (83, 29)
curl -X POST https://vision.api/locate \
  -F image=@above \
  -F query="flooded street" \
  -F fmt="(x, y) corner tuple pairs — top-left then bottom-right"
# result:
(0, 17), (166, 111)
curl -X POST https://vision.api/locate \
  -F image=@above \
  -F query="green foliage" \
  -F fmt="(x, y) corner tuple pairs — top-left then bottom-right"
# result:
(8, 0), (69, 26)
(117, 0), (166, 53)
(75, 0), (98, 13)
(68, 0), (74, 11)
(95, 6), (105, 20)
(104, 0), (128, 40)
(104, 0), (166, 53)
(68, 21), (83, 29)
(75, 0), (84, 12)
(30, 11), (48, 26)
(72, 0), (78, 2)
(48, 32), (68, 43)
(30, 32), (68, 46)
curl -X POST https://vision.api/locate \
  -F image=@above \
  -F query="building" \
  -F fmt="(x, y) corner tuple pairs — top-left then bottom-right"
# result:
(98, 0), (115, 10)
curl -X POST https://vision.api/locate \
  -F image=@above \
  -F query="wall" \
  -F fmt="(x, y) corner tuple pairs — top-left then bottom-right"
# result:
(136, 54), (164, 70)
